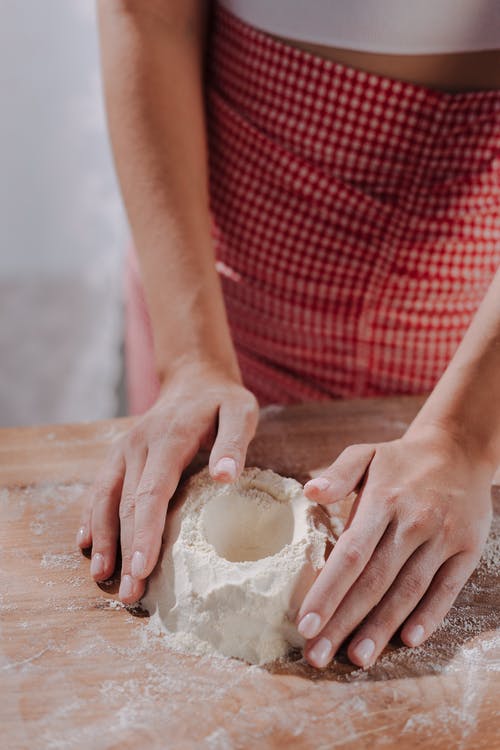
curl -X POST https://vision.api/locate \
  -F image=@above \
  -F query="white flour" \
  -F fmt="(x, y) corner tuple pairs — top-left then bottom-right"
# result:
(141, 467), (337, 664)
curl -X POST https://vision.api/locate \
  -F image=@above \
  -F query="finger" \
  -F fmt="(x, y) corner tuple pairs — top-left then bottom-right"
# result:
(343, 539), (445, 668)
(399, 551), (478, 649)
(85, 450), (125, 581)
(296, 492), (390, 641)
(304, 444), (375, 503)
(303, 520), (427, 668)
(209, 393), (259, 482)
(117, 449), (148, 604)
(130, 440), (190, 582)
(76, 495), (93, 550)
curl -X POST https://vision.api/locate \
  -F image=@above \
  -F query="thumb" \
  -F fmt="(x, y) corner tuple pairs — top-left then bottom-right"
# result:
(304, 443), (376, 504)
(208, 392), (259, 482)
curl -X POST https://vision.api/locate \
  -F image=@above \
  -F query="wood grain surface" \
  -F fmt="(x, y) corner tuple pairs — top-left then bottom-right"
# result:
(1, 396), (499, 749)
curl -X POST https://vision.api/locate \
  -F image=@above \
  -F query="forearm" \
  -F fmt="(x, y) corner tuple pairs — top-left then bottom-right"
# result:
(98, 0), (239, 383)
(408, 266), (500, 472)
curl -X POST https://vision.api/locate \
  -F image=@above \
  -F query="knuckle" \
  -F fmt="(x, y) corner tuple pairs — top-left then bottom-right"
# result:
(462, 535), (484, 557)
(328, 466), (353, 488)
(359, 563), (385, 593)
(382, 492), (400, 510)
(119, 493), (136, 521)
(139, 475), (161, 495)
(218, 435), (244, 457)
(94, 475), (119, 502)
(169, 420), (191, 443)
(135, 475), (174, 505)
(404, 506), (436, 535)
(439, 575), (464, 600)
(132, 528), (156, 552)
(134, 485), (156, 505)
(338, 534), (364, 567)
(163, 417), (195, 447)
(400, 571), (426, 599)
(344, 548), (363, 568)
(240, 398), (259, 429)
(439, 515), (457, 543)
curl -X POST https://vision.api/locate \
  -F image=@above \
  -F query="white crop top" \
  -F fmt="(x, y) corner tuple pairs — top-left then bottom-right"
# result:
(218, 0), (500, 54)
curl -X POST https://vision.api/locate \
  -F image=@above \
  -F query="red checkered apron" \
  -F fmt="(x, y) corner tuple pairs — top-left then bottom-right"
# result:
(125, 1), (500, 412)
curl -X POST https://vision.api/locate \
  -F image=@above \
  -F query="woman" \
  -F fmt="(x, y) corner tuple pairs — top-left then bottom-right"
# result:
(77, 0), (500, 669)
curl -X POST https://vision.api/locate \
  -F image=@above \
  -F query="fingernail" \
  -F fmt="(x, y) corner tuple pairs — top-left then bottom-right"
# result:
(352, 638), (375, 666)
(298, 612), (322, 639)
(90, 552), (105, 579)
(405, 624), (425, 647)
(76, 526), (87, 546)
(308, 637), (332, 668)
(131, 550), (146, 579)
(305, 477), (330, 493)
(214, 457), (237, 481)
(119, 574), (134, 600)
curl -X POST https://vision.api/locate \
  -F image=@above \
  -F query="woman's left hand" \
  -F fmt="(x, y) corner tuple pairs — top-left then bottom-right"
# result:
(296, 424), (494, 669)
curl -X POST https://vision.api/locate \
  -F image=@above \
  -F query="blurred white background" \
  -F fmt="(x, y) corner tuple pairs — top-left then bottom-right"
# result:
(0, 0), (128, 426)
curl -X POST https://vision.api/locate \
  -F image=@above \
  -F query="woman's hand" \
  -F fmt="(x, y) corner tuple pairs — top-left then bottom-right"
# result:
(76, 360), (259, 604)
(296, 424), (494, 669)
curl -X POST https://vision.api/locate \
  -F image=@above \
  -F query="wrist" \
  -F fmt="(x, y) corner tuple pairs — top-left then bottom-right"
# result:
(157, 349), (242, 390)
(405, 413), (500, 478)
(150, 262), (241, 389)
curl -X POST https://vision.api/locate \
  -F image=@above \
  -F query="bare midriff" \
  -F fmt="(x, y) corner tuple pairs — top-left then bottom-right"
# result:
(265, 34), (500, 93)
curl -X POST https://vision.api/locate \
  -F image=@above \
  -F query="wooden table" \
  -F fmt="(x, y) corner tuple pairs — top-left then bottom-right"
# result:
(1, 396), (499, 749)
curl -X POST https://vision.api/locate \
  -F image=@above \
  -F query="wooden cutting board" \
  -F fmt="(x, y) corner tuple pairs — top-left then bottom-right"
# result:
(1, 396), (499, 749)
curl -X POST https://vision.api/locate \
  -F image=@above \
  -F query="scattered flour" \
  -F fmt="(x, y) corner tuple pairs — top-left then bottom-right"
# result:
(2, 476), (498, 748)
(41, 551), (81, 570)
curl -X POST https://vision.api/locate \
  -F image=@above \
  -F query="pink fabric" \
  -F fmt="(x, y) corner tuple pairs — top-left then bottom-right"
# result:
(125, 1), (500, 413)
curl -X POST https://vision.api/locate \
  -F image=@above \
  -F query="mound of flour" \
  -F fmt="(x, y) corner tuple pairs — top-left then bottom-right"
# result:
(142, 467), (336, 665)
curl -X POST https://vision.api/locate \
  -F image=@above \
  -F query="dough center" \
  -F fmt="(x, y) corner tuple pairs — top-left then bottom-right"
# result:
(202, 488), (295, 563)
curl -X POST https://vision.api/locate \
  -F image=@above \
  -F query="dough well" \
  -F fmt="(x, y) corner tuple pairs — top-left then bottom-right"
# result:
(142, 467), (335, 664)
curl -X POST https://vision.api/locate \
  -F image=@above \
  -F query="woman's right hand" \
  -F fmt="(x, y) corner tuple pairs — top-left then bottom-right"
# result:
(76, 360), (259, 604)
